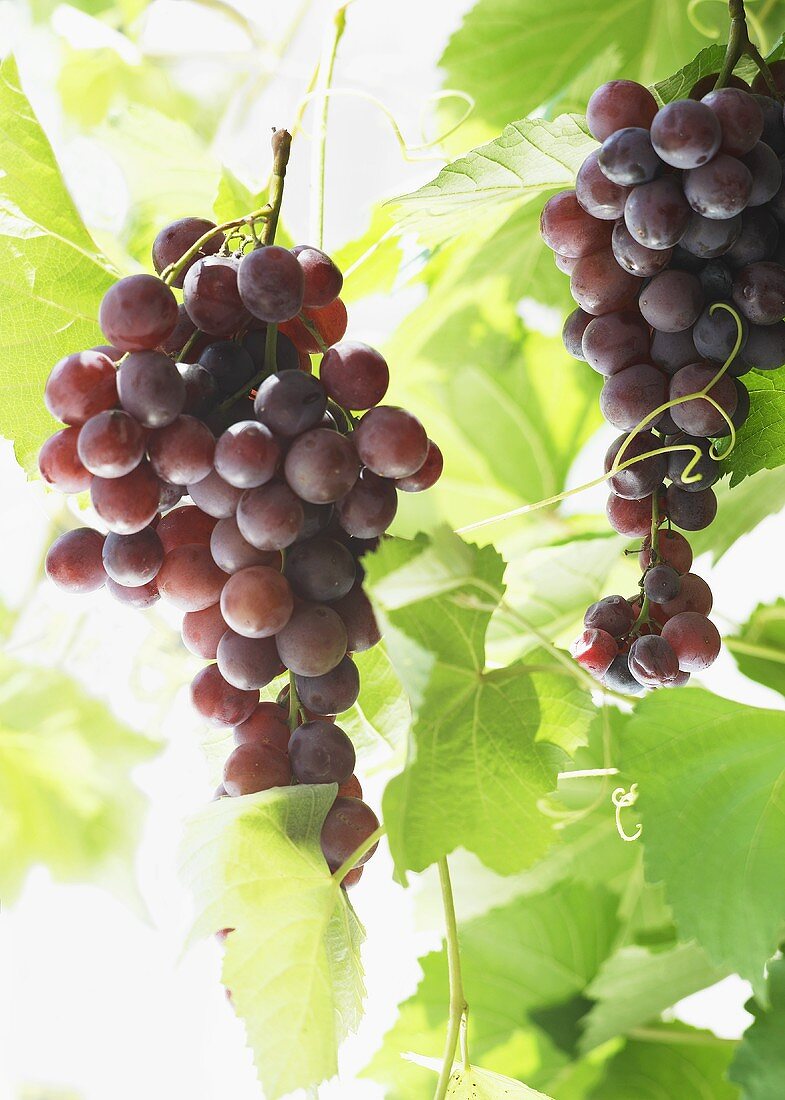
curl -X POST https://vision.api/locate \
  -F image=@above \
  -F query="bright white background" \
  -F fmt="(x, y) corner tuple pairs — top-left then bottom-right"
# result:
(0, 2), (782, 1098)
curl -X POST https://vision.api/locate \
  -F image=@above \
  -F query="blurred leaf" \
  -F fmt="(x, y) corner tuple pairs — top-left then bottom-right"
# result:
(213, 166), (265, 225)
(580, 941), (725, 1052)
(730, 956), (785, 1100)
(58, 45), (202, 132)
(622, 689), (785, 999)
(726, 599), (785, 697)
(180, 785), (365, 1100)
(439, 0), (707, 135)
(689, 467), (785, 562)
(0, 55), (117, 473)
(366, 530), (593, 877)
(366, 880), (618, 1099)
(0, 655), (158, 902)
(586, 1023), (738, 1099)
(99, 105), (220, 264)
(725, 368), (785, 486)
(333, 204), (405, 303)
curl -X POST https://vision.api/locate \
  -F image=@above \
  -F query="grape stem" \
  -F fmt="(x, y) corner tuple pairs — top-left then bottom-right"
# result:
(160, 129), (292, 287)
(331, 824), (386, 885)
(287, 671), (301, 732)
(716, 0), (780, 96)
(433, 856), (470, 1100)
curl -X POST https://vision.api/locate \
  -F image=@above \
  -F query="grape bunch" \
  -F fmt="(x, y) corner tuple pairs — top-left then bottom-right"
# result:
(40, 134), (442, 884)
(540, 71), (785, 692)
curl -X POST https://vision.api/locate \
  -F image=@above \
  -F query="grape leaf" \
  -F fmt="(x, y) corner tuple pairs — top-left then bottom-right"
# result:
(724, 368), (785, 486)
(365, 529), (594, 876)
(579, 941), (725, 1052)
(390, 114), (595, 240)
(653, 45), (728, 103)
(730, 956), (785, 1100)
(621, 689), (785, 998)
(585, 1023), (738, 1099)
(407, 1057), (555, 1099)
(0, 655), (158, 901)
(726, 599), (785, 697)
(439, 0), (707, 134)
(180, 784), (365, 1100)
(365, 880), (619, 1099)
(688, 467), (785, 562)
(0, 54), (117, 474)
(340, 644), (410, 769)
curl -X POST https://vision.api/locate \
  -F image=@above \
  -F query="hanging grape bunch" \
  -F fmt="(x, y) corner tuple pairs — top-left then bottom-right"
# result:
(540, 69), (785, 693)
(39, 130), (442, 885)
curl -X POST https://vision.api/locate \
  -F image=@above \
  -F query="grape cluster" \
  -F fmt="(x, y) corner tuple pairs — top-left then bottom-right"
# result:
(40, 181), (442, 883)
(541, 71), (785, 691)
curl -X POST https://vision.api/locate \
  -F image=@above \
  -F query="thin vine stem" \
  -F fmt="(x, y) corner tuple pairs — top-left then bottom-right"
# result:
(310, 3), (351, 249)
(433, 856), (469, 1100)
(715, 0), (780, 95)
(331, 824), (386, 884)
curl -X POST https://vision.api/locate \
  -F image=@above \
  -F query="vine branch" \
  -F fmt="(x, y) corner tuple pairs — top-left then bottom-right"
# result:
(310, 4), (351, 249)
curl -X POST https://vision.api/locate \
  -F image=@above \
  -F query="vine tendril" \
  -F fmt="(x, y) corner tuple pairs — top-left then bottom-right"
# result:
(612, 784), (643, 842)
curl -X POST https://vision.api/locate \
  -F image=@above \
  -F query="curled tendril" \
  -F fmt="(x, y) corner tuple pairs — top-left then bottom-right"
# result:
(455, 304), (746, 535)
(294, 86), (476, 161)
(687, 0), (768, 52)
(612, 784), (643, 842)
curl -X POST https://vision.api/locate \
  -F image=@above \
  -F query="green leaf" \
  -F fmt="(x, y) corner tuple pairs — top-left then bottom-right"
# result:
(332, 203), (405, 303)
(493, 532), (626, 659)
(652, 45), (727, 103)
(366, 530), (594, 876)
(621, 689), (785, 997)
(580, 941), (725, 1052)
(688, 467), (785, 562)
(213, 166), (265, 226)
(0, 55), (117, 473)
(365, 879), (619, 1098)
(408, 1057), (555, 1099)
(0, 655), (158, 901)
(340, 644), (410, 769)
(726, 599), (785, 697)
(388, 314), (601, 534)
(586, 1023), (738, 1099)
(391, 114), (595, 240)
(730, 956), (785, 1100)
(439, 0), (708, 135)
(725, 368), (785, 486)
(180, 784), (365, 1100)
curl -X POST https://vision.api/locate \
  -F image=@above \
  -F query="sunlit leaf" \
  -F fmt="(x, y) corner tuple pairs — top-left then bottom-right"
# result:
(180, 784), (365, 1100)
(580, 941), (725, 1052)
(0, 55), (117, 473)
